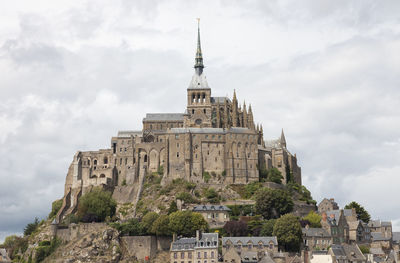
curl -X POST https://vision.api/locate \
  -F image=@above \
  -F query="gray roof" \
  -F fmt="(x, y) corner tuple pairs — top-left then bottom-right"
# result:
(371, 232), (391, 241)
(171, 232), (218, 251)
(330, 244), (366, 261)
(193, 204), (230, 212)
(370, 247), (385, 255)
(241, 251), (258, 263)
(143, 113), (184, 122)
(211, 96), (230, 104)
(117, 130), (142, 137)
(368, 220), (392, 228)
(188, 72), (210, 89)
(302, 228), (331, 237)
(222, 236), (278, 246)
(392, 232), (400, 243)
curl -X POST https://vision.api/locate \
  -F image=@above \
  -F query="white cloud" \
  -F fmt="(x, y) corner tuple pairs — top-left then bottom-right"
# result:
(1, 0), (400, 242)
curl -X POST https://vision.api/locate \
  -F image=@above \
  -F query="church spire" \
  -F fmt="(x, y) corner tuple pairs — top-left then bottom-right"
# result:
(194, 18), (204, 75)
(280, 129), (287, 148)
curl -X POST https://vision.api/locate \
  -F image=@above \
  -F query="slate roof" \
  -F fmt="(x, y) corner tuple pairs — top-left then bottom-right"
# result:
(371, 232), (391, 241)
(193, 204), (230, 212)
(392, 232), (400, 243)
(368, 220), (392, 228)
(222, 236), (278, 246)
(211, 96), (230, 104)
(370, 247), (385, 255)
(241, 251), (258, 263)
(330, 244), (366, 261)
(188, 72), (210, 89)
(143, 113), (184, 122)
(302, 228), (331, 237)
(117, 130), (142, 137)
(326, 209), (353, 222)
(171, 232), (218, 251)
(168, 127), (254, 134)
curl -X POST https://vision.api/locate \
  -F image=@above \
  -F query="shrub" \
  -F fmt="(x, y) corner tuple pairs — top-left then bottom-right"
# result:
(359, 245), (370, 254)
(203, 172), (211, 183)
(244, 182), (263, 199)
(122, 179), (127, 186)
(77, 187), (117, 222)
(203, 188), (220, 203)
(141, 212), (159, 234)
(151, 215), (171, 236)
(222, 170), (226, 177)
(273, 214), (302, 252)
(35, 237), (61, 262)
(109, 218), (144, 236)
(157, 165), (164, 175)
(255, 188), (293, 219)
(24, 217), (40, 236)
(168, 211), (208, 236)
(48, 199), (63, 219)
(176, 192), (198, 204)
(168, 200), (178, 214)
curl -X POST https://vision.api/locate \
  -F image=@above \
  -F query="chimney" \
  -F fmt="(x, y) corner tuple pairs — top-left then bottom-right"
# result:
(322, 212), (327, 222)
(173, 233), (177, 242)
(330, 198), (334, 202)
(196, 230), (201, 241)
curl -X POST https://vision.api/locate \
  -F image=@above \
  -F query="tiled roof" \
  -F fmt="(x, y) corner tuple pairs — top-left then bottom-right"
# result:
(370, 247), (385, 255)
(302, 228), (331, 237)
(392, 232), (400, 243)
(222, 236), (278, 246)
(193, 204), (230, 212)
(143, 113), (184, 122)
(348, 221), (361, 230)
(171, 232), (219, 251)
(371, 232), (390, 241)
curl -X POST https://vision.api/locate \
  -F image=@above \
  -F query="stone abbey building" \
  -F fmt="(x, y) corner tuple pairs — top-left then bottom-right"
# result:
(58, 24), (301, 222)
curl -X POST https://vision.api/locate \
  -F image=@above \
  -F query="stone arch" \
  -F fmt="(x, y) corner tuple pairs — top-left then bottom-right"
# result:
(93, 159), (98, 166)
(149, 148), (159, 173)
(100, 174), (106, 178)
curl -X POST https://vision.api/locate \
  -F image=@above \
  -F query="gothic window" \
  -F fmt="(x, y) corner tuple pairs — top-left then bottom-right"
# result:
(195, 154), (197, 159)
(144, 155), (147, 162)
(125, 158), (127, 165)
(177, 143), (180, 148)
(103, 157), (108, 164)
(203, 109), (206, 114)
(100, 174), (105, 178)
(94, 159), (97, 165)
(120, 158), (122, 165)
(88, 159), (90, 165)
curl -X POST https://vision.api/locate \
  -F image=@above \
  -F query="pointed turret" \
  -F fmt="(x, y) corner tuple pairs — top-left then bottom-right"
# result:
(280, 129), (287, 148)
(224, 98), (229, 128)
(248, 104), (255, 130)
(194, 18), (204, 75)
(243, 101), (248, 128)
(232, 90), (239, 127)
(216, 101), (221, 128)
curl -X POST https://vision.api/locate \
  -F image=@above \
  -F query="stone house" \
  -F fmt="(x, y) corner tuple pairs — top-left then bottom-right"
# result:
(222, 237), (278, 262)
(368, 221), (392, 240)
(170, 231), (218, 263)
(318, 199), (339, 214)
(302, 227), (332, 251)
(321, 210), (349, 244)
(192, 205), (230, 228)
(348, 221), (370, 244)
(371, 232), (391, 250)
(328, 244), (366, 263)
(57, 23), (302, 223)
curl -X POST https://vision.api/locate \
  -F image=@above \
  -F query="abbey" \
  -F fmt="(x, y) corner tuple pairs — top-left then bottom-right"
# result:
(58, 24), (301, 222)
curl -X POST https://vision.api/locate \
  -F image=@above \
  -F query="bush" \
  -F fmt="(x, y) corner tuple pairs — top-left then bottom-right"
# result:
(303, 211), (321, 228)
(359, 245), (370, 254)
(1, 235), (28, 260)
(151, 215), (171, 236)
(48, 199), (63, 219)
(261, 219), (276, 236)
(141, 212), (159, 234)
(203, 172), (211, 183)
(168, 211), (208, 236)
(35, 237), (61, 262)
(244, 182), (263, 199)
(255, 188), (293, 219)
(122, 179), (127, 186)
(110, 218), (145, 236)
(168, 200), (178, 215)
(203, 188), (220, 203)
(176, 192), (198, 204)
(24, 217), (40, 236)
(157, 165), (164, 175)
(273, 214), (302, 252)
(38, 240), (51, 246)
(77, 187), (117, 222)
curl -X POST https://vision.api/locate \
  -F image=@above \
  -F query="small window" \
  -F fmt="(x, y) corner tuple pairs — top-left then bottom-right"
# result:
(103, 157), (108, 164)
(125, 158), (127, 165)
(144, 155), (147, 162)
(120, 158), (122, 165)
(205, 135), (208, 139)
(177, 152), (180, 158)
(203, 109), (206, 114)
(192, 109), (195, 114)
(94, 159), (97, 165)
(177, 143), (180, 148)
(212, 135), (215, 139)
(175, 134), (179, 139)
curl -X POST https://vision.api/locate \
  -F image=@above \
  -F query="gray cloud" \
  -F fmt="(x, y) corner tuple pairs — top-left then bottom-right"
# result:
(1, 0), (400, 242)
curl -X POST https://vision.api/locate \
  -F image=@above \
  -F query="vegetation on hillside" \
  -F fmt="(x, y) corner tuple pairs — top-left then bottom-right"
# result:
(77, 187), (117, 222)
(345, 201), (371, 223)
(302, 211), (322, 228)
(273, 214), (303, 252)
(255, 188), (294, 219)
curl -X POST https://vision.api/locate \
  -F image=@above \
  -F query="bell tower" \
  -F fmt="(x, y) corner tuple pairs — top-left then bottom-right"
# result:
(185, 19), (212, 128)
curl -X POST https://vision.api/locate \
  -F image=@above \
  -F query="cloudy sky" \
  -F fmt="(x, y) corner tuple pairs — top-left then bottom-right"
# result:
(1, 0), (400, 242)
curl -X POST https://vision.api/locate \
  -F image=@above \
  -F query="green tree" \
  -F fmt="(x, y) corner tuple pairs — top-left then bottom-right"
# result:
(77, 187), (117, 222)
(110, 218), (144, 236)
(48, 199), (63, 219)
(223, 220), (248, 236)
(344, 201), (371, 223)
(203, 188), (220, 203)
(266, 168), (284, 184)
(247, 215), (264, 236)
(255, 188), (293, 219)
(260, 219), (276, 236)
(273, 214), (302, 252)
(303, 211), (322, 228)
(168, 200), (178, 215)
(24, 217), (40, 236)
(151, 215), (171, 236)
(359, 245), (370, 254)
(244, 182), (263, 199)
(168, 211), (208, 236)
(141, 212), (159, 234)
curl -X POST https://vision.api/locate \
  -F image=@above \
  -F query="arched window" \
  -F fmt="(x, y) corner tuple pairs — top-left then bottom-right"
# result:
(144, 154), (148, 162)
(100, 174), (105, 178)
(103, 157), (108, 164)
(94, 159), (97, 166)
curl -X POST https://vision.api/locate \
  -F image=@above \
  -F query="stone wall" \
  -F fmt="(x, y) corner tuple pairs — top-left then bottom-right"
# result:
(55, 223), (108, 242)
